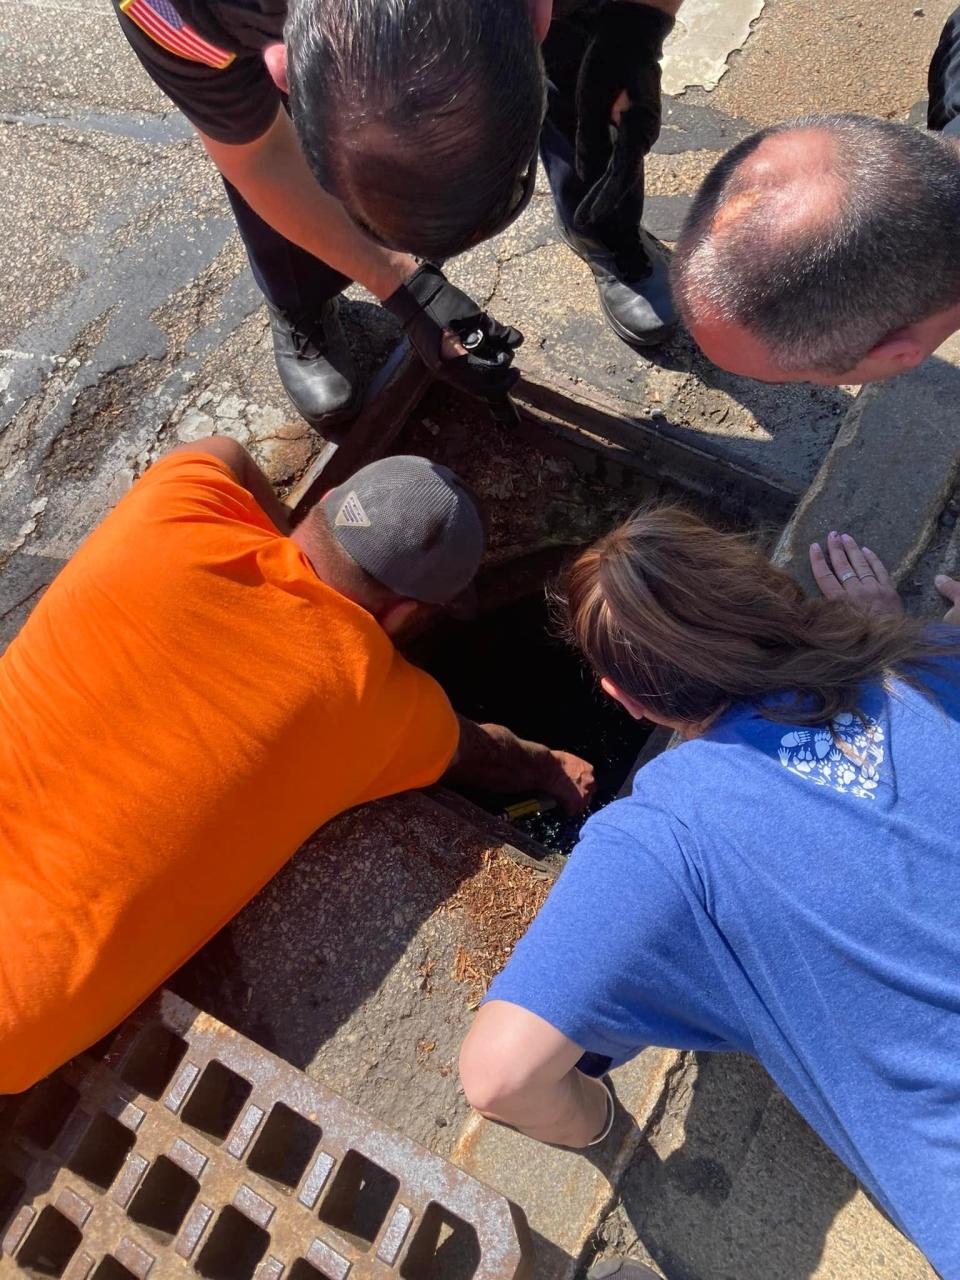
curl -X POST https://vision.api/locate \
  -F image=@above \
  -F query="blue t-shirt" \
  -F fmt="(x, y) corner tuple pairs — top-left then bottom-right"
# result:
(489, 644), (960, 1278)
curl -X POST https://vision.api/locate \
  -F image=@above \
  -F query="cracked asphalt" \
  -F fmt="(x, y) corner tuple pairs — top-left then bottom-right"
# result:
(2, 0), (952, 647)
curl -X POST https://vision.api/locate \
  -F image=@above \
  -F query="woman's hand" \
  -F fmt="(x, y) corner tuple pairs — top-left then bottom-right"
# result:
(809, 532), (903, 619)
(936, 574), (960, 625)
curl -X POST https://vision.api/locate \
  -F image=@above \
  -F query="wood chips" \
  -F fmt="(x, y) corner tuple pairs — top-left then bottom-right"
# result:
(444, 849), (552, 1007)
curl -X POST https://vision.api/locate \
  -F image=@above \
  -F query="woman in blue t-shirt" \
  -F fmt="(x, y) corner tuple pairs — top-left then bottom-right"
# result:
(460, 511), (960, 1280)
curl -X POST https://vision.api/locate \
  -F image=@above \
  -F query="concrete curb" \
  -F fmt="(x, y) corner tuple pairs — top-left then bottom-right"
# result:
(450, 1049), (684, 1279)
(775, 338), (960, 588)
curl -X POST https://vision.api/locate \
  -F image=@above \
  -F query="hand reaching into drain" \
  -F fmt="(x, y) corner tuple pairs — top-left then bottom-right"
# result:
(445, 718), (595, 815)
(810, 533), (903, 619)
(541, 749), (596, 815)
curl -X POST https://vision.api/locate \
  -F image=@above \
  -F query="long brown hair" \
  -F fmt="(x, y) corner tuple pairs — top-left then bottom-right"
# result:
(560, 507), (952, 728)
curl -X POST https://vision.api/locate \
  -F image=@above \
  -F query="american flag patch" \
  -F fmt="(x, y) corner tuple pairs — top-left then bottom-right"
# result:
(119, 0), (236, 69)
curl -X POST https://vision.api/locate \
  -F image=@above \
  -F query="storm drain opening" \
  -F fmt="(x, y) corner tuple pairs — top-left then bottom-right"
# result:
(11, 1077), (80, 1151)
(126, 1154), (200, 1242)
(90, 1259), (138, 1280)
(318, 1149), (400, 1250)
(66, 1111), (136, 1190)
(180, 1060), (252, 1142)
(246, 1101), (321, 1190)
(400, 1203), (482, 1280)
(15, 1204), (82, 1278)
(288, 1260), (335, 1280)
(119, 1024), (188, 1100)
(194, 1205), (270, 1280)
(409, 583), (653, 855)
(0, 1164), (26, 1233)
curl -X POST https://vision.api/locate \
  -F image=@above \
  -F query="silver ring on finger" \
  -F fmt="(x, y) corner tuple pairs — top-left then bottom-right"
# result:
(839, 571), (857, 583)
(859, 572), (876, 581)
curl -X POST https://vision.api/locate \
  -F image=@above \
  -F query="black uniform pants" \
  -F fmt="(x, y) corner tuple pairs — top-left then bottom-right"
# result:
(539, 1), (646, 249)
(929, 6), (960, 137)
(235, 3), (659, 314)
(222, 174), (350, 315)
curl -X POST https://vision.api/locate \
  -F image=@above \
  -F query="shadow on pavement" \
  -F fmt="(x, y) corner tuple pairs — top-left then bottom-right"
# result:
(612, 1054), (857, 1280)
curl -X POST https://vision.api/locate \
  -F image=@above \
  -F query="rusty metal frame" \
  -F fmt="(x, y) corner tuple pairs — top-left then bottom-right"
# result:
(284, 337), (800, 529)
(1, 991), (532, 1280)
(509, 377), (800, 528)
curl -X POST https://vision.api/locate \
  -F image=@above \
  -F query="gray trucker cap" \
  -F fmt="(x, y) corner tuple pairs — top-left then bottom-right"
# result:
(321, 455), (485, 604)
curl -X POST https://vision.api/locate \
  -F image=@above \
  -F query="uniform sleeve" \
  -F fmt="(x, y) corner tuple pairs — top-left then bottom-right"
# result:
(112, 0), (281, 143)
(354, 662), (460, 805)
(929, 10), (960, 136)
(486, 804), (744, 1067)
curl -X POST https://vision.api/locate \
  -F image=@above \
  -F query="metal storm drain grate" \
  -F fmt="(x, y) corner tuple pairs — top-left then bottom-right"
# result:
(0, 990), (532, 1280)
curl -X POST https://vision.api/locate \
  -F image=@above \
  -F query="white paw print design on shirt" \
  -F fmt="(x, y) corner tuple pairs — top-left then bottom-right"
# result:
(776, 712), (885, 799)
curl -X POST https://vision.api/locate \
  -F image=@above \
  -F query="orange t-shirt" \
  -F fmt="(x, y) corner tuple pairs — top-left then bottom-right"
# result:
(0, 452), (458, 1092)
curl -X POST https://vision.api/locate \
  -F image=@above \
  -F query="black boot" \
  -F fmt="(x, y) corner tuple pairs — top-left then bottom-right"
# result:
(267, 299), (360, 429)
(558, 222), (677, 349)
(588, 1259), (662, 1279)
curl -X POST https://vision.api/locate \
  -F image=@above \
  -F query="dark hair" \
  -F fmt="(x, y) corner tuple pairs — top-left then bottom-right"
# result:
(301, 504), (398, 609)
(560, 505), (953, 727)
(286, 0), (546, 259)
(672, 114), (960, 373)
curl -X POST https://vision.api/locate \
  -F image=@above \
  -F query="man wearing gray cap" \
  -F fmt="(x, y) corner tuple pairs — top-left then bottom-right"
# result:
(0, 435), (593, 1091)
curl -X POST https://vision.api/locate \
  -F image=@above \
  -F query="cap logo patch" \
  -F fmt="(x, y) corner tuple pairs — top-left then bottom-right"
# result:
(335, 491), (371, 528)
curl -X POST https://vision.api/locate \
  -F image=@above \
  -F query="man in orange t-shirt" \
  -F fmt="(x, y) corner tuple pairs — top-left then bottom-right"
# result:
(0, 439), (594, 1093)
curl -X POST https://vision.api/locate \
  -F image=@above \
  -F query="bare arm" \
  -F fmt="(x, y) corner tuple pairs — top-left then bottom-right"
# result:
(169, 437), (291, 535)
(199, 108), (417, 302)
(443, 716), (595, 814)
(459, 1001), (610, 1147)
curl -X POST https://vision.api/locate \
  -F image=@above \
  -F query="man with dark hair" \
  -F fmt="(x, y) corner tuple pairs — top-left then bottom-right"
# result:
(672, 10), (960, 386)
(113, 0), (680, 428)
(0, 437), (594, 1093)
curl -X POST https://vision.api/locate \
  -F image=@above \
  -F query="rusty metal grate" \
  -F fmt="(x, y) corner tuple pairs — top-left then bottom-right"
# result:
(0, 991), (531, 1280)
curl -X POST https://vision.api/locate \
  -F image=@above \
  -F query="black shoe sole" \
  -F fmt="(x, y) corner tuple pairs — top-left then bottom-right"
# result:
(557, 226), (679, 349)
(596, 285), (679, 351)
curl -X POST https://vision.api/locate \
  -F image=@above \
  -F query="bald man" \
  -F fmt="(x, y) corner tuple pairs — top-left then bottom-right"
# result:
(671, 112), (960, 386)
(669, 9), (960, 390)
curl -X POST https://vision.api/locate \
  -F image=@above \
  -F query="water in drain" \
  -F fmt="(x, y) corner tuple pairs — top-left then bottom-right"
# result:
(408, 592), (651, 854)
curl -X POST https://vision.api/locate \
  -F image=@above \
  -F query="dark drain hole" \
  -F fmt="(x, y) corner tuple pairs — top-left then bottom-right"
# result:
(318, 1151), (399, 1249)
(127, 1155), (199, 1241)
(16, 1205), (82, 1278)
(181, 1061), (252, 1142)
(246, 1102), (320, 1189)
(409, 593), (650, 854)
(66, 1112), (135, 1190)
(91, 1260), (138, 1280)
(288, 1262), (334, 1280)
(0, 1165), (26, 1232)
(12, 1078), (79, 1151)
(400, 1203), (481, 1280)
(120, 1026), (188, 1100)
(195, 1205), (269, 1280)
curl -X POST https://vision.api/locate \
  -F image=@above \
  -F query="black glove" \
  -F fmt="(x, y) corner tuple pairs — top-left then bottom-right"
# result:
(383, 264), (523, 401)
(574, 2), (675, 231)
